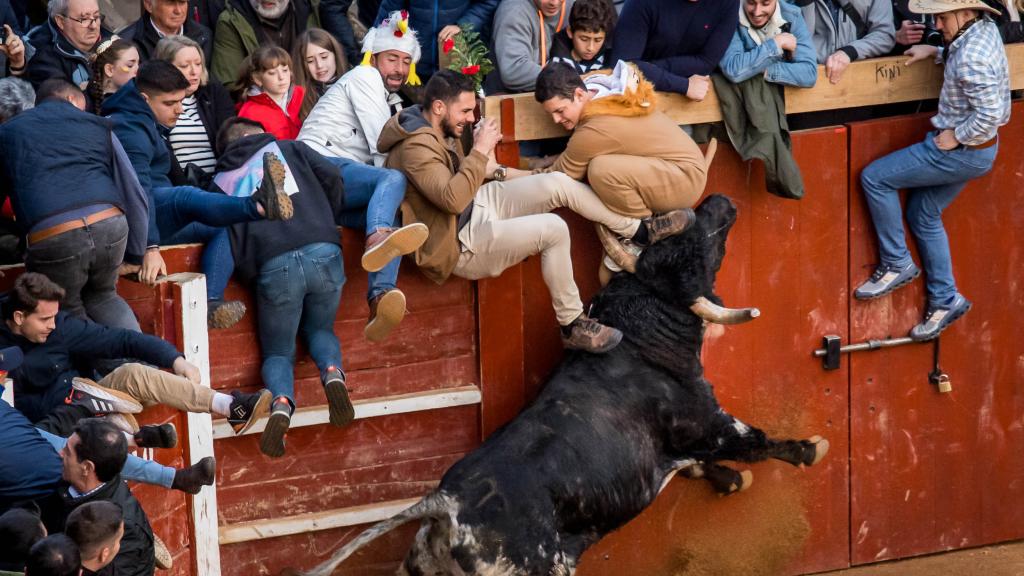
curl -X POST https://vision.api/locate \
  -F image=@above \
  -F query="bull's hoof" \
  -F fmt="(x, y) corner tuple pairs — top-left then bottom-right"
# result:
(802, 435), (830, 466)
(735, 469), (754, 493)
(713, 468), (753, 495)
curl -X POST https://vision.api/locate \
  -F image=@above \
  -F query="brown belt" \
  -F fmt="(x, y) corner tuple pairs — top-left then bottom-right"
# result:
(28, 207), (123, 246)
(965, 137), (998, 150)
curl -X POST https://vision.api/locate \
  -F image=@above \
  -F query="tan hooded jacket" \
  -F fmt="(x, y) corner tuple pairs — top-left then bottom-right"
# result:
(378, 105), (489, 285)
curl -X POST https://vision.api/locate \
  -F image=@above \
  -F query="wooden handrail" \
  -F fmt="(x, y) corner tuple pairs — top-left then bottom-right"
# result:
(483, 43), (1024, 142)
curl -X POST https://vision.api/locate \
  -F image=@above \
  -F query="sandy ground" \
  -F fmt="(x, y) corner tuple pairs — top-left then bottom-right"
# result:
(813, 540), (1024, 576)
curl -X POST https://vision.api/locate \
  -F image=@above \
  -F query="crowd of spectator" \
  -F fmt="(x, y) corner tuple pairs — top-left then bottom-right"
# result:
(0, 0), (1013, 572)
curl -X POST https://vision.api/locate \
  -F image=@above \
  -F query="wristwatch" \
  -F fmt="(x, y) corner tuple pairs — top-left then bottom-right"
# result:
(492, 165), (508, 182)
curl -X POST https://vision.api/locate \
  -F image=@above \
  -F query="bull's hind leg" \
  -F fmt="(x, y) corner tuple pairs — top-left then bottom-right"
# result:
(707, 410), (829, 468)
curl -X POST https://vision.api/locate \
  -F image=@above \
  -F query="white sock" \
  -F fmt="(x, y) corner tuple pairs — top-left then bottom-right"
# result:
(124, 431), (138, 448)
(212, 392), (233, 417)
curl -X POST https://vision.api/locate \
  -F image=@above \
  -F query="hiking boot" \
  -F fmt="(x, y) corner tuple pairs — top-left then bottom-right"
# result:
(67, 378), (143, 415)
(854, 262), (920, 300)
(171, 455), (216, 494)
(259, 398), (292, 458)
(640, 208), (696, 246)
(154, 534), (173, 570)
(135, 423), (178, 449)
(364, 290), (406, 342)
(909, 293), (972, 342)
(323, 366), (354, 427)
(252, 152), (293, 220)
(227, 389), (271, 435)
(208, 300), (246, 330)
(561, 314), (623, 354)
(361, 223), (429, 272)
(104, 412), (139, 434)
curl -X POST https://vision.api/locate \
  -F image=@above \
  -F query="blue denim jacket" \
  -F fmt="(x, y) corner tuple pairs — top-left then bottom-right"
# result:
(719, 0), (818, 88)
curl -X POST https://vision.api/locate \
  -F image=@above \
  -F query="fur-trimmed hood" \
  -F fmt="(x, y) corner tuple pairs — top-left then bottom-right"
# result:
(580, 63), (658, 122)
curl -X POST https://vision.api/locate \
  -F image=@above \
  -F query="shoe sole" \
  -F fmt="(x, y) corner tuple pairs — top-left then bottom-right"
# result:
(365, 290), (406, 343)
(72, 378), (144, 414)
(361, 223), (429, 272)
(209, 301), (247, 330)
(138, 423), (178, 449)
(324, 379), (355, 427)
(854, 268), (921, 300)
(154, 534), (173, 570)
(259, 410), (290, 458)
(260, 153), (294, 221)
(565, 329), (624, 354)
(232, 389), (272, 436)
(910, 300), (972, 342)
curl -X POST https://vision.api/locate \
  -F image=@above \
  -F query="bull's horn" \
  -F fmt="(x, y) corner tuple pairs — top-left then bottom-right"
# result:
(704, 137), (718, 168)
(595, 224), (637, 274)
(690, 296), (760, 324)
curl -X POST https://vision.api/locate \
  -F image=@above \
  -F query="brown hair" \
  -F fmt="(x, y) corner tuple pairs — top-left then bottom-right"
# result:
(2, 272), (66, 320)
(88, 38), (137, 113)
(292, 28), (349, 120)
(233, 45), (293, 102)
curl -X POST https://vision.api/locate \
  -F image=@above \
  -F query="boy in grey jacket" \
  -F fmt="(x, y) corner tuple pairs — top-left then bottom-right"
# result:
(801, 0), (895, 83)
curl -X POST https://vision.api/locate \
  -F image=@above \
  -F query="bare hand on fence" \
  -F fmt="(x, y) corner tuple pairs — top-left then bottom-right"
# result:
(904, 44), (939, 66)
(686, 75), (710, 101)
(825, 51), (851, 84)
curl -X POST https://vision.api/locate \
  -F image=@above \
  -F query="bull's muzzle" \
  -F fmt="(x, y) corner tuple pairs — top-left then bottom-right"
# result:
(690, 296), (760, 324)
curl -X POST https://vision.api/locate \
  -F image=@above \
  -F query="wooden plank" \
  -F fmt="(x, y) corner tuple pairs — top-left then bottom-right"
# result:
(219, 497), (422, 545)
(211, 385), (482, 438)
(477, 271), (526, 439)
(484, 44), (1024, 142)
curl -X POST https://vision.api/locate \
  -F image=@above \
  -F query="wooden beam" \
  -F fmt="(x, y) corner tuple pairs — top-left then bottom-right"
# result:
(484, 44), (1024, 142)
(219, 497), (423, 545)
(211, 385), (482, 439)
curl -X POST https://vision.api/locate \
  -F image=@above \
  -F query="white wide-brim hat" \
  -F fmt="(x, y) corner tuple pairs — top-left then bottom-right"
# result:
(908, 0), (1001, 15)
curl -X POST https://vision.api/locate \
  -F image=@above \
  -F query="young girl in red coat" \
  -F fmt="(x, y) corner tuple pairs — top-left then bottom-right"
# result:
(236, 45), (305, 140)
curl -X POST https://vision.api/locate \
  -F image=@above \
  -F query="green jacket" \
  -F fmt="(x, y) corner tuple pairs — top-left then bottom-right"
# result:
(211, 0), (320, 86)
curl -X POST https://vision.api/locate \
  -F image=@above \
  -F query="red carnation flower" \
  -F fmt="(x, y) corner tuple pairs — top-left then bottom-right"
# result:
(462, 64), (480, 75)
(394, 29), (404, 37)
(443, 37), (455, 54)
(401, 10), (408, 19)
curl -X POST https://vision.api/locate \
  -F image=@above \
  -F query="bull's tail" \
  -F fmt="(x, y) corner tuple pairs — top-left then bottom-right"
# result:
(282, 491), (454, 576)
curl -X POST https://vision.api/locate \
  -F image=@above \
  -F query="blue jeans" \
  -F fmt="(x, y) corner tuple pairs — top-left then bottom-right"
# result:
(38, 428), (175, 489)
(860, 134), (996, 307)
(326, 157), (406, 300)
(154, 186), (260, 301)
(256, 242), (346, 405)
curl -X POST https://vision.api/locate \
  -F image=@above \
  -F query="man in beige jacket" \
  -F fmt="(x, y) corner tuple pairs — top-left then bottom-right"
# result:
(379, 70), (692, 354)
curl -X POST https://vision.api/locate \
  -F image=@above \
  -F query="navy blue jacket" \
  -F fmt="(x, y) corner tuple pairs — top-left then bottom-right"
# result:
(0, 311), (182, 423)
(24, 18), (113, 90)
(374, 0), (499, 78)
(120, 12), (214, 63)
(611, 0), (739, 95)
(0, 399), (63, 511)
(103, 81), (172, 247)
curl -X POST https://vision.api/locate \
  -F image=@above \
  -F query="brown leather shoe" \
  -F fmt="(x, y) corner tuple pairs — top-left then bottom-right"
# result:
(361, 223), (428, 272)
(252, 152), (293, 220)
(561, 314), (623, 353)
(642, 208), (696, 245)
(365, 289), (406, 342)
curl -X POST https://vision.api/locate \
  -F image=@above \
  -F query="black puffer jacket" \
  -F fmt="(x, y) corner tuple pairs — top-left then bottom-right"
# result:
(119, 11), (213, 62)
(23, 18), (112, 89)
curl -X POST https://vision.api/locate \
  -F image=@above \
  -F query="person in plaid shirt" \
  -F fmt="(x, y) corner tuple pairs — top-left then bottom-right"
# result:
(854, 0), (1009, 341)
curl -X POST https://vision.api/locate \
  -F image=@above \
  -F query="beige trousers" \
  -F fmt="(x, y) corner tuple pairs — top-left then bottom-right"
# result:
(588, 155), (705, 218)
(455, 172), (640, 326)
(99, 363), (214, 413)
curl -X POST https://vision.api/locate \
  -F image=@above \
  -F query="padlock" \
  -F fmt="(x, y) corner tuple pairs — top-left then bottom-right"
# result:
(930, 371), (952, 394)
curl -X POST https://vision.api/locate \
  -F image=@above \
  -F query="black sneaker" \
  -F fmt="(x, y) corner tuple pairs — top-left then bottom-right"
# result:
(259, 398), (292, 458)
(323, 366), (354, 428)
(228, 389), (271, 435)
(252, 152), (293, 220)
(135, 423), (178, 449)
(66, 378), (143, 415)
(171, 456), (216, 494)
(208, 300), (246, 330)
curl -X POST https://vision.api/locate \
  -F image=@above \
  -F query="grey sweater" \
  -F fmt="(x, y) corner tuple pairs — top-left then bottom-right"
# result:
(801, 0), (894, 63)
(491, 0), (574, 93)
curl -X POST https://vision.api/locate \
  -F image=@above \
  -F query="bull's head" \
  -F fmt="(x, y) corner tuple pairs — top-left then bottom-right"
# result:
(602, 194), (759, 324)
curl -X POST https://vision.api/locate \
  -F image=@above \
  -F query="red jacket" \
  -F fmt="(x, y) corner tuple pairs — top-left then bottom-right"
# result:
(237, 86), (305, 140)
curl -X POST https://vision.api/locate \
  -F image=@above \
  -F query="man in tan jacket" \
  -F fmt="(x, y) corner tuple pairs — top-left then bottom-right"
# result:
(379, 70), (692, 354)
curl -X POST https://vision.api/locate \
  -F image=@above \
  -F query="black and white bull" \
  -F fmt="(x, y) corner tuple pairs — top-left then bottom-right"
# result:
(288, 194), (829, 576)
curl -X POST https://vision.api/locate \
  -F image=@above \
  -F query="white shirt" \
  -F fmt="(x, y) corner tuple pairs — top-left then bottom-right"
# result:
(169, 94), (217, 173)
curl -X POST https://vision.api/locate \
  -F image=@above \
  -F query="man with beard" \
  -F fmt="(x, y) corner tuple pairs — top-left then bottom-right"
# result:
(210, 0), (319, 86)
(24, 0), (112, 91)
(380, 70), (694, 354)
(298, 11), (426, 343)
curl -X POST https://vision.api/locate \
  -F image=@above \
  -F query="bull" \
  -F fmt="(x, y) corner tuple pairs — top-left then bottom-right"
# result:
(288, 194), (829, 576)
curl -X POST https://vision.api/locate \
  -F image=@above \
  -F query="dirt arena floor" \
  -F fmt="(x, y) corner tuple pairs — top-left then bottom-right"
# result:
(813, 540), (1024, 576)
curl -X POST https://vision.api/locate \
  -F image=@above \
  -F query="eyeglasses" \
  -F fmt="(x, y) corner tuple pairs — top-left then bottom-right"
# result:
(62, 14), (102, 27)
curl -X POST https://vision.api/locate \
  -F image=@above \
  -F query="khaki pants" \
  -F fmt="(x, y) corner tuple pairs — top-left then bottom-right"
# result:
(588, 154), (705, 218)
(99, 363), (214, 413)
(455, 173), (640, 326)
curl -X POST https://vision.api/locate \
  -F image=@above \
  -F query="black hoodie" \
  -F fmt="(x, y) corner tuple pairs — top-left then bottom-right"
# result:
(216, 133), (345, 283)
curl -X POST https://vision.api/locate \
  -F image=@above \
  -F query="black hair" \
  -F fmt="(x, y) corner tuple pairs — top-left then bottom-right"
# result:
(569, 0), (616, 34)
(215, 116), (267, 156)
(423, 69), (477, 109)
(535, 62), (586, 103)
(35, 79), (83, 106)
(65, 501), (124, 560)
(73, 418), (128, 483)
(1, 272), (66, 321)
(25, 534), (80, 576)
(136, 59), (190, 96)
(0, 508), (46, 567)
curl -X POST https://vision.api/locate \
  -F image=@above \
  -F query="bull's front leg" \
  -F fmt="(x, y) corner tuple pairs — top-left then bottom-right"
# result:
(707, 410), (829, 468)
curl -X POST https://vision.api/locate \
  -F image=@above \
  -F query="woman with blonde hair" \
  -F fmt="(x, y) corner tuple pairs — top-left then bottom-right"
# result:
(292, 28), (349, 118)
(154, 35), (236, 176)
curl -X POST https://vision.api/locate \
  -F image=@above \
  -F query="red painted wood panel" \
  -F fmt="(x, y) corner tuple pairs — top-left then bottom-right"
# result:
(847, 105), (1024, 564)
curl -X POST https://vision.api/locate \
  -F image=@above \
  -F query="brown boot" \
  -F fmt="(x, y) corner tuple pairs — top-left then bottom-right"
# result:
(252, 152), (293, 220)
(364, 290), (406, 342)
(208, 300), (246, 330)
(361, 223), (428, 272)
(641, 208), (696, 245)
(561, 314), (623, 353)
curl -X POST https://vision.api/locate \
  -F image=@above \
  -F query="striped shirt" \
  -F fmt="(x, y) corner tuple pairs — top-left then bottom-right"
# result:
(169, 95), (217, 173)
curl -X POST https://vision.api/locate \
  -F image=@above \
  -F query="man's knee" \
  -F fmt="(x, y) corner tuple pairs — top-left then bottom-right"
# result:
(536, 214), (570, 249)
(906, 199), (945, 235)
(380, 167), (406, 190)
